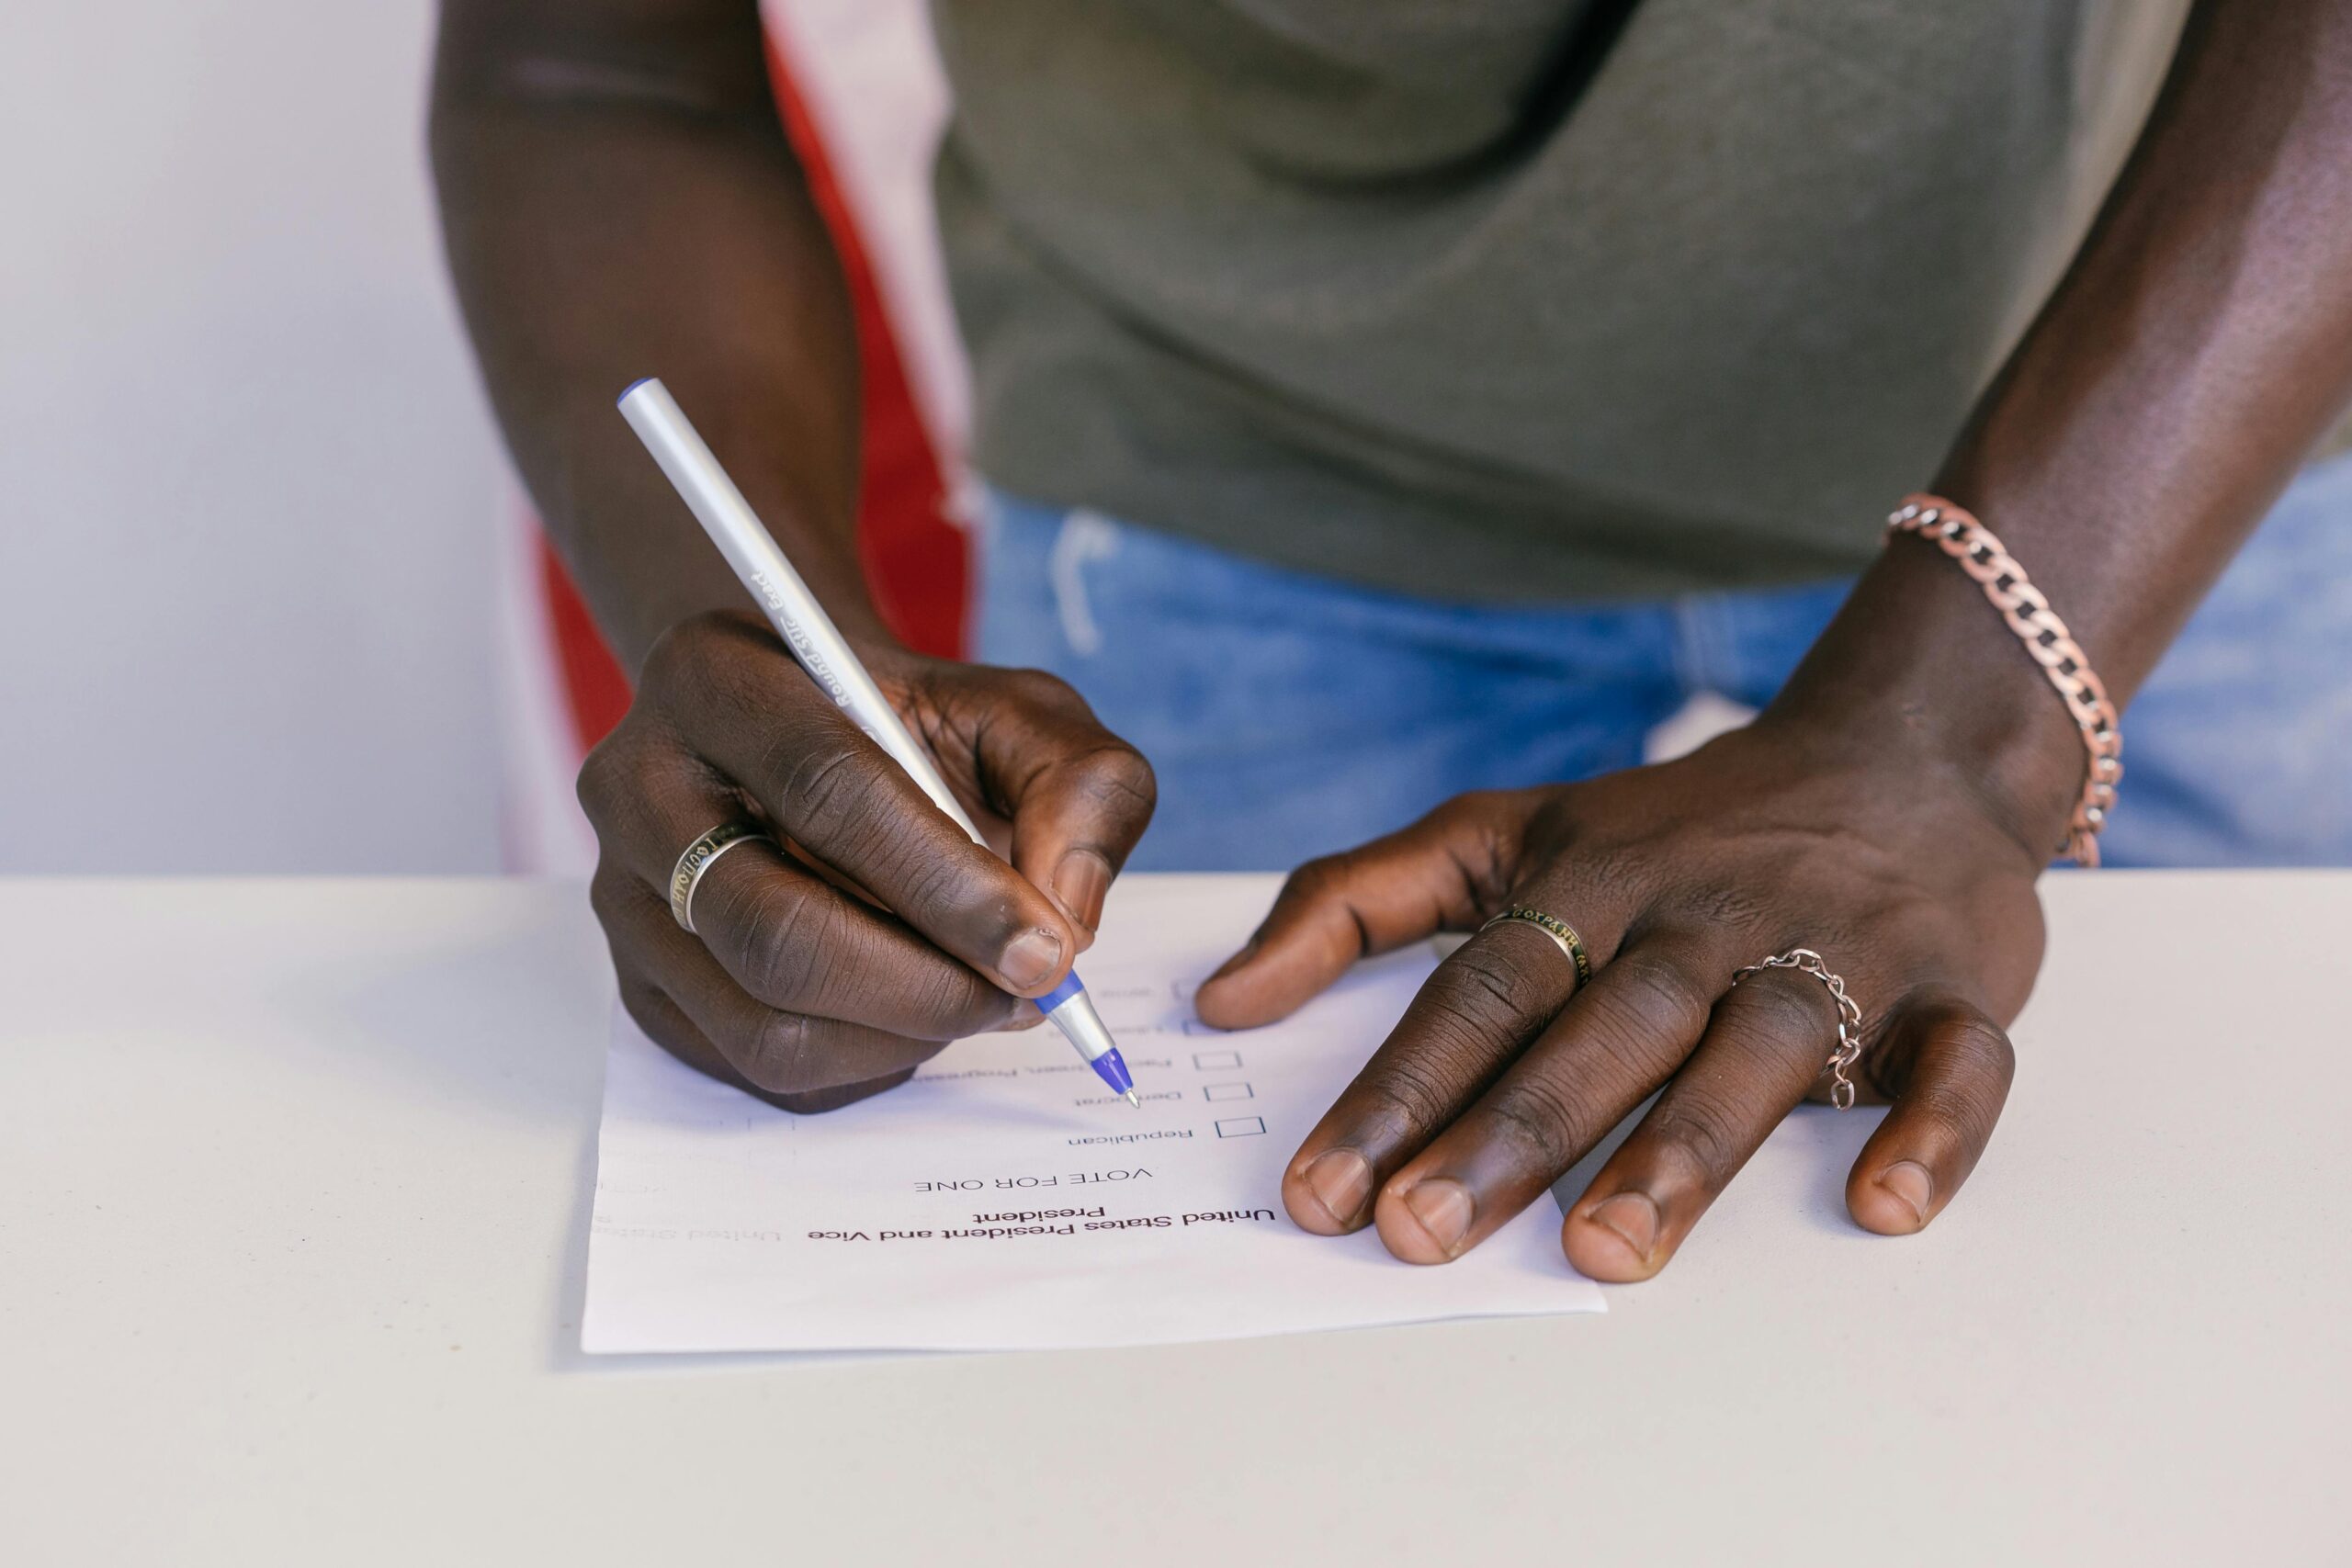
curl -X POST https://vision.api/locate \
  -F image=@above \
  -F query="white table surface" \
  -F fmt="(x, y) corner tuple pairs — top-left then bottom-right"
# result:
(4, 874), (2344, 1565)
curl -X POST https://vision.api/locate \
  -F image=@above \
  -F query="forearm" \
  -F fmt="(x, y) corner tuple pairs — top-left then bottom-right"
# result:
(430, 0), (882, 670)
(1776, 0), (2352, 854)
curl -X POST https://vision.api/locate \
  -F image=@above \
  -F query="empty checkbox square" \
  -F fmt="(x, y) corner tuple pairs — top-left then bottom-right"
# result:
(1215, 1116), (1267, 1138)
(1193, 1049), (1243, 1071)
(1203, 1081), (1254, 1102)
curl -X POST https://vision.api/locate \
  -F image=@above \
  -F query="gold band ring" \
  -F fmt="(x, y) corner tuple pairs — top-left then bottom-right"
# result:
(1479, 906), (1593, 987)
(669, 821), (775, 934)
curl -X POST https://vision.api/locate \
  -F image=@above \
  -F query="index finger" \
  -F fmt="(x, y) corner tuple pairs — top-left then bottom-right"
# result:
(984, 672), (1157, 940)
(1192, 792), (1528, 1030)
(1280, 916), (1594, 1235)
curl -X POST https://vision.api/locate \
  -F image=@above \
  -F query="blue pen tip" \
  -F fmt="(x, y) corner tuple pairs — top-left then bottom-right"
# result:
(1090, 1047), (1135, 1100)
(1036, 976), (1133, 1105)
(617, 377), (656, 407)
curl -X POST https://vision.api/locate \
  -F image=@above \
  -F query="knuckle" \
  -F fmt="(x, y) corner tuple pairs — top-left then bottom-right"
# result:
(1436, 789), (1519, 836)
(1736, 972), (1838, 1052)
(1349, 1062), (1461, 1143)
(1875, 999), (2016, 1115)
(1070, 741), (1158, 823)
(731, 884), (838, 1007)
(1391, 965), (1538, 1075)
(1437, 791), (1530, 903)
(895, 947), (1015, 1035)
(1283, 853), (1350, 905)
(639, 611), (726, 694)
(1943, 1014), (2018, 1079)
(1577, 958), (1710, 1079)
(1001, 665), (1080, 712)
(773, 734), (878, 846)
(1928, 1013), (2018, 1115)
(890, 849), (1001, 936)
(888, 851), (983, 926)
(1437, 789), (1502, 824)
(582, 864), (620, 926)
(1621, 952), (1718, 1027)
(636, 620), (692, 689)
(574, 730), (637, 822)
(1443, 943), (1546, 1017)
(653, 610), (817, 724)
(707, 641), (803, 724)
(1644, 1095), (1743, 1185)
(577, 723), (703, 854)
(1477, 1079), (1581, 1170)
(588, 863), (630, 927)
(923, 973), (1014, 1040)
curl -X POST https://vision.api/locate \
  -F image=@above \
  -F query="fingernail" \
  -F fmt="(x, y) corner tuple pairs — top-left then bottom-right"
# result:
(1401, 1179), (1475, 1256)
(1051, 850), (1111, 932)
(1300, 1149), (1373, 1227)
(999, 928), (1064, 989)
(1589, 1190), (1659, 1262)
(1877, 1160), (1933, 1228)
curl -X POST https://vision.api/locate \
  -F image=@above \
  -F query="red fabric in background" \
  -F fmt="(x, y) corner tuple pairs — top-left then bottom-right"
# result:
(541, 542), (636, 759)
(540, 27), (971, 757)
(762, 31), (969, 662)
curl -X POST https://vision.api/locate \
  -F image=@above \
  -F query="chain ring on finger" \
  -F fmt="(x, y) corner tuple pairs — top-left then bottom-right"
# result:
(1728, 948), (1864, 1110)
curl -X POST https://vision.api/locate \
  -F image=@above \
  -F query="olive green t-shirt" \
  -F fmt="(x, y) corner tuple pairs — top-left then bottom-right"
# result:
(930, 1), (2188, 600)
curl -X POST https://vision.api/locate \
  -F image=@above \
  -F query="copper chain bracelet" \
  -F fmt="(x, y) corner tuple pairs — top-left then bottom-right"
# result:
(1887, 494), (2121, 867)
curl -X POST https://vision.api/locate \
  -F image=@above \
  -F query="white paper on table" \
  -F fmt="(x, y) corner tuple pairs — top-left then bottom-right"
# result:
(582, 875), (1603, 1354)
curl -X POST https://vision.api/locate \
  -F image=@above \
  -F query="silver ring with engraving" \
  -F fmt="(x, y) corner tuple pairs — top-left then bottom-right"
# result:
(669, 821), (775, 935)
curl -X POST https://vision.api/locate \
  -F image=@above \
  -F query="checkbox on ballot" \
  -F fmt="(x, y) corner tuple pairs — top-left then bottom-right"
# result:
(1215, 1116), (1268, 1138)
(1203, 1081), (1254, 1102)
(1193, 1049), (1243, 1071)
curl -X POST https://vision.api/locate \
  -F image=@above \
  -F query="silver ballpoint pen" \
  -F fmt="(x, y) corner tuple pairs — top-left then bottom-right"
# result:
(617, 377), (1137, 1105)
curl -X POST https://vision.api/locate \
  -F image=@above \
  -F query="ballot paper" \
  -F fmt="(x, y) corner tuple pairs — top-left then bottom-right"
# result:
(582, 874), (1602, 1353)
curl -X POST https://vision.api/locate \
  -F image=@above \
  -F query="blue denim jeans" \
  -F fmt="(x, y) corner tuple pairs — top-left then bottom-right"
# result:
(973, 457), (2352, 871)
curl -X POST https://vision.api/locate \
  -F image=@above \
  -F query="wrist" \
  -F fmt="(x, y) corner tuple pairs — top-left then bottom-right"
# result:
(1762, 530), (2090, 869)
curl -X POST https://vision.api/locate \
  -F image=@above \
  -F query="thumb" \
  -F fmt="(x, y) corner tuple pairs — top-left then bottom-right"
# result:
(1193, 792), (1525, 1030)
(986, 675), (1158, 941)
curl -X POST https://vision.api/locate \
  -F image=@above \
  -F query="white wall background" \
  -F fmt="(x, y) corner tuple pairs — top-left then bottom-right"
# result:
(0, 1), (510, 873)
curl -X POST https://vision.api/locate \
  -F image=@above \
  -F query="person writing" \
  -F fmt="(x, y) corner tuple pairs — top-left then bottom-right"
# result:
(432, 0), (2352, 1280)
